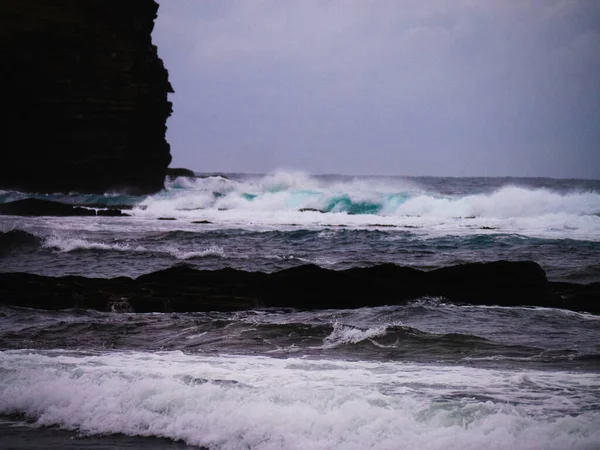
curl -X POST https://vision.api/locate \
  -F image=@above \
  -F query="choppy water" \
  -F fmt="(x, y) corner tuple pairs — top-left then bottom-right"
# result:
(1, 173), (599, 449)
(2, 172), (600, 281)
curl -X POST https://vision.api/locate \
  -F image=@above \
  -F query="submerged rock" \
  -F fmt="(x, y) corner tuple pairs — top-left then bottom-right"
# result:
(97, 208), (130, 217)
(0, 261), (597, 314)
(166, 168), (196, 180)
(298, 208), (326, 213)
(0, 0), (173, 194)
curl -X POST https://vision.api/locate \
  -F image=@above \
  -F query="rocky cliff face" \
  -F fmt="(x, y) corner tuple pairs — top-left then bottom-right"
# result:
(0, 0), (173, 194)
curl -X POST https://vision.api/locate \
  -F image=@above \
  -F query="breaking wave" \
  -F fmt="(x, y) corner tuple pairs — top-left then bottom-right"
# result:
(127, 171), (600, 239)
(138, 171), (600, 217)
(1, 350), (599, 450)
(0, 230), (41, 253)
(43, 236), (225, 260)
(0, 231), (227, 261)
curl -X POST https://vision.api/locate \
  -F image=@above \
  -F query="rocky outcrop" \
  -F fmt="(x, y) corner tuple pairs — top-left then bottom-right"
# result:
(0, 0), (173, 194)
(0, 261), (597, 313)
(166, 168), (196, 180)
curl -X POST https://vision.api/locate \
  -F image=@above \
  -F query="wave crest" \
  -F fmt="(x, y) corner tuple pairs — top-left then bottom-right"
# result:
(135, 172), (600, 219)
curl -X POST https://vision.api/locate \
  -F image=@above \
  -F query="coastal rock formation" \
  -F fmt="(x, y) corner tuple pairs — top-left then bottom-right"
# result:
(0, 0), (173, 194)
(0, 262), (597, 314)
(165, 168), (196, 180)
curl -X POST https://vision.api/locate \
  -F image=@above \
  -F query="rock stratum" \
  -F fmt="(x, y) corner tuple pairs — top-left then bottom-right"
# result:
(0, 262), (598, 314)
(0, 0), (173, 194)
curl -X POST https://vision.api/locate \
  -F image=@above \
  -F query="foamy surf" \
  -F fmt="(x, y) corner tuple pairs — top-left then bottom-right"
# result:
(126, 172), (600, 240)
(1, 350), (598, 450)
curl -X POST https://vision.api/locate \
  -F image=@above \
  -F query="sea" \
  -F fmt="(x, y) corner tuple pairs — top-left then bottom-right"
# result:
(0, 172), (599, 450)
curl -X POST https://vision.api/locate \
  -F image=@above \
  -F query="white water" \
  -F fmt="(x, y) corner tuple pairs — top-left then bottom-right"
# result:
(1, 350), (598, 450)
(2, 172), (599, 241)
(38, 234), (226, 260)
(123, 172), (600, 240)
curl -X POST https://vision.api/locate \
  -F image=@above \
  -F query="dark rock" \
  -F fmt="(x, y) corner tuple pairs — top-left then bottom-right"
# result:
(157, 217), (177, 221)
(97, 208), (130, 217)
(549, 281), (600, 312)
(0, 261), (597, 314)
(166, 168), (196, 180)
(192, 220), (212, 224)
(0, 0), (173, 194)
(198, 173), (230, 180)
(0, 199), (95, 216)
(427, 261), (558, 307)
(298, 208), (326, 213)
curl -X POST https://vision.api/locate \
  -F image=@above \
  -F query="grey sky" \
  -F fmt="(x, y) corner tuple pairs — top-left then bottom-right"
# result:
(153, 0), (600, 178)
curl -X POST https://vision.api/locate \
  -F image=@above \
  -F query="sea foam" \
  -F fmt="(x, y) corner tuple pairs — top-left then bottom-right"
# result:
(1, 350), (598, 450)
(130, 172), (600, 240)
(43, 235), (225, 260)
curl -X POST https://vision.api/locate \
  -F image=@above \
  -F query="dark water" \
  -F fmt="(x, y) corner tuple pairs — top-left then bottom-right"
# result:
(2, 227), (600, 282)
(1, 174), (600, 449)
(1, 173), (600, 282)
(1, 303), (599, 371)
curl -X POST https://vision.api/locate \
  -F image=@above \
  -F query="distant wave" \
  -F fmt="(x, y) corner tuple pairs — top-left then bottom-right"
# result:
(136, 171), (600, 218)
(126, 171), (600, 239)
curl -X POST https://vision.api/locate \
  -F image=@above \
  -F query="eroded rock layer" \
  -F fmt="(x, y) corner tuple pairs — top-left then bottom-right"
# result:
(1, 262), (598, 314)
(0, 0), (172, 194)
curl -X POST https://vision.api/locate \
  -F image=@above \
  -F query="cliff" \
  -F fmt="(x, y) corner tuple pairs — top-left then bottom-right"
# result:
(0, 0), (173, 194)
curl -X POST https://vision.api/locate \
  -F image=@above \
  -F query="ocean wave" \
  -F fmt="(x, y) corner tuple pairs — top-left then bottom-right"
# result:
(0, 230), (41, 252)
(44, 236), (142, 253)
(1, 350), (598, 450)
(162, 244), (226, 260)
(127, 171), (600, 239)
(322, 322), (396, 347)
(137, 171), (600, 218)
(42, 235), (226, 261)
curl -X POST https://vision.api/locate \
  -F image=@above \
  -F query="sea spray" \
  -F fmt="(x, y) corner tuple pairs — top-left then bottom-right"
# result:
(127, 172), (600, 240)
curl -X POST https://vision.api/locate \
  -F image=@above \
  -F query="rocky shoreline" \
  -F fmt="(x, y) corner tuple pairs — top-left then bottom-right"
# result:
(1, 261), (598, 314)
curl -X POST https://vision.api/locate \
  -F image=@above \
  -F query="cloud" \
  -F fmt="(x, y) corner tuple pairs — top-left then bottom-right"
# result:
(154, 0), (600, 178)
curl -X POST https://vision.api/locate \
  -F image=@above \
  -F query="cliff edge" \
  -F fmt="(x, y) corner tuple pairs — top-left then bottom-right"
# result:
(0, 0), (173, 194)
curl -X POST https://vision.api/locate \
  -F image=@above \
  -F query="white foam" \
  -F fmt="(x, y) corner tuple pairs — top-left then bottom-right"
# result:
(163, 244), (226, 260)
(43, 235), (226, 260)
(125, 172), (600, 241)
(322, 322), (389, 347)
(393, 186), (600, 219)
(1, 350), (598, 450)
(44, 236), (143, 253)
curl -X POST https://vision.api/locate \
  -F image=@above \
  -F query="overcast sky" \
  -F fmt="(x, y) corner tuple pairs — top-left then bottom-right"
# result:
(153, 0), (600, 178)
